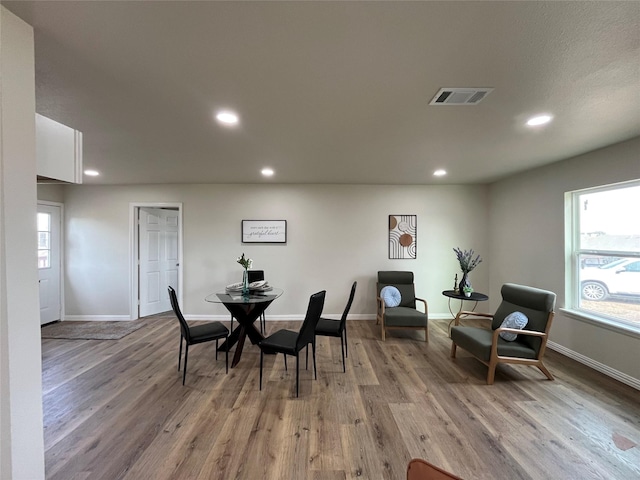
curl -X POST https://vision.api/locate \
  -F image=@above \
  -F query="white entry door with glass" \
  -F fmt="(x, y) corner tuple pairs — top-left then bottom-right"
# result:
(38, 204), (61, 325)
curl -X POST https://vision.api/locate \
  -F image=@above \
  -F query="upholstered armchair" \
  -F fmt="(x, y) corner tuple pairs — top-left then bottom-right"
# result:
(450, 283), (556, 384)
(376, 271), (428, 342)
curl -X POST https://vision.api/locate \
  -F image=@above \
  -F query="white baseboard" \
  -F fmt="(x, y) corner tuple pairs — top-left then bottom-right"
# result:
(63, 315), (131, 322)
(547, 340), (640, 391)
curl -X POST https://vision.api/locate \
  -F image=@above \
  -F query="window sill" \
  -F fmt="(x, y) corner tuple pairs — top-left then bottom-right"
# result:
(559, 308), (640, 339)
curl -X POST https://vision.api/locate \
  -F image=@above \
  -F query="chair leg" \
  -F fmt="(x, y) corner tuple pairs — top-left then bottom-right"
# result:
(296, 353), (300, 397)
(182, 344), (189, 385)
(450, 342), (457, 358)
(487, 364), (496, 385)
(283, 354), (287, 371)
(344, 328), (348, 358)
(537, 362), (554, 381)
(259, 350), (263, 390)
(340, 335), (346, 373)
(381, 322), (386, 341)
(305, 345), (309, 370)
(215, 338), (219, 360)
(312, 341), (317, 380)
(229, 314), (234, 332)
(178, 336), (183, 371)
(225, 335), (229, 374)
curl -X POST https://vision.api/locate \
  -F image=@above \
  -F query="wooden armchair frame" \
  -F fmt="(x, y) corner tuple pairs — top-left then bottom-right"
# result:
(376, 294), (429, 342)
(450, 309), (555, 385)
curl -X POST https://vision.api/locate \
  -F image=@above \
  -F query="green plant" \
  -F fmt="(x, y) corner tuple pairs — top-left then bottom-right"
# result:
(237, 253), (253, 270)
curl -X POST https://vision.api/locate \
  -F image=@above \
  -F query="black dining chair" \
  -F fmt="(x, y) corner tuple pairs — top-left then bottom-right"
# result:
(259, 290), (326, 397)
(315, 281), (357, 373)
(229, 270), (267, 334)
(168, 286), (229, 385)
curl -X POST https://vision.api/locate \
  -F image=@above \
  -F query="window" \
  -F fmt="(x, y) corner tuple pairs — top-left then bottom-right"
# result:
(566, 180), (640, 330)
(37, 212), (51, 269)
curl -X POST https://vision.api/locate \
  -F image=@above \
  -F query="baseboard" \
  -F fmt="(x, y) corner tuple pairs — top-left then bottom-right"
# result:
(547, 340), (640, 391)
(63, 315), (131, 322)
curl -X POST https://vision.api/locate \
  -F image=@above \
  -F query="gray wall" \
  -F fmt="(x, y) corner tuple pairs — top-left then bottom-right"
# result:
(37, 183), (64, 203)
(489, 136), (640, 383)
(60, 184), (490, 319)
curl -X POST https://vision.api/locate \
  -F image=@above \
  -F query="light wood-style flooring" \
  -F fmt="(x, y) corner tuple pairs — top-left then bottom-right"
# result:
(41, 316), (640, 479)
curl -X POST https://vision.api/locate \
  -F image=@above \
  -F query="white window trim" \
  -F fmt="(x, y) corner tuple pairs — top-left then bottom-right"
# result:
(565, 179), (640, 334)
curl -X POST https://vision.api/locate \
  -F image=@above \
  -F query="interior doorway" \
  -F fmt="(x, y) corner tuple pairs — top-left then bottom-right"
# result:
(130, 203), (183, 319)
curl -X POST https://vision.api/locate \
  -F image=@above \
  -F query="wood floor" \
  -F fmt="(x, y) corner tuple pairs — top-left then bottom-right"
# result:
(41, 316), (640, 480)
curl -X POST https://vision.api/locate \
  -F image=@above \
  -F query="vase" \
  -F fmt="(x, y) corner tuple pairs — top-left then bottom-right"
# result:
(458, 272), (470, 295)
(242, 269), (249, 296)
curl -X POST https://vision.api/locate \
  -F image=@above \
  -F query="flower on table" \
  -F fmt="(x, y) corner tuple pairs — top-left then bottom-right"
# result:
(237, 253), (253, 270)
(453, 247), (482, 273)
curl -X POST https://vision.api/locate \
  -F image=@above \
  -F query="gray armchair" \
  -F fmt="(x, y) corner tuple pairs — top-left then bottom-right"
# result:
(450, 283), (556, 384)
(376, 271), (428, 342)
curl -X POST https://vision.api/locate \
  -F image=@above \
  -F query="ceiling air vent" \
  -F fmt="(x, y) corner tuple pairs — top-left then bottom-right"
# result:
(429, 87), (493, 105)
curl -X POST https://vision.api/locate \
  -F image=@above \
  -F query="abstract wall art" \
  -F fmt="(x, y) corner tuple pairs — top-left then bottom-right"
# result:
(388, 215), (417, 259)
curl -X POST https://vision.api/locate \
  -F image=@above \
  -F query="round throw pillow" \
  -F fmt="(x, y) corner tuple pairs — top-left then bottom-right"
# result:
(499, 311), (529, 341)
(380, 286), (401, 308)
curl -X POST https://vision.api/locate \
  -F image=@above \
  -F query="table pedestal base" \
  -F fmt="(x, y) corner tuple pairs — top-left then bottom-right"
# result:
(218, 301), (273, 368)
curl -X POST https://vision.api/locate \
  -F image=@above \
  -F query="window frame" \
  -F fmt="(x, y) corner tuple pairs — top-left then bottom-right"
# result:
(37, 211), (52, 269)
(565, 179), (640, 335)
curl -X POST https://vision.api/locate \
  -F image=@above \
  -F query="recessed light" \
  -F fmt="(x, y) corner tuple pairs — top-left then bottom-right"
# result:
(526, 114), (553, 126)
(84, 169), (100, 176)
(215, 110), (239, 126)
(433, 169), (447, 177)
(261, 168), (274, 177)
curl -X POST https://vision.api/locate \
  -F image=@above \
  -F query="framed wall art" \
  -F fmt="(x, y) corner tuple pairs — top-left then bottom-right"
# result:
(389, 215), (416, 259)
(242, 220), (287, 243)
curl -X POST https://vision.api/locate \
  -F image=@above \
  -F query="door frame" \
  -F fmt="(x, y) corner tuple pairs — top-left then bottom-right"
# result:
(37, 200), (64, 323)
(129, 202), (183, 320)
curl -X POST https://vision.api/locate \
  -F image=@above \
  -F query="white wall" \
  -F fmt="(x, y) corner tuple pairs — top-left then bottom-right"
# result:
(62, 184), (490, 319)
(489, 136), (640, 384)
(0, 6), (45, 479)
(37, 183), (65, 203)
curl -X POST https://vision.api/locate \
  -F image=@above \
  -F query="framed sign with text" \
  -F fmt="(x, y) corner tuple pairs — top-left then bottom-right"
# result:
(242, 220), (287, 243)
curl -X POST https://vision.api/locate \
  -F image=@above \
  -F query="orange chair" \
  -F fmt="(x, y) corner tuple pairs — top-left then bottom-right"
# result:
(407, 458), (462, 480)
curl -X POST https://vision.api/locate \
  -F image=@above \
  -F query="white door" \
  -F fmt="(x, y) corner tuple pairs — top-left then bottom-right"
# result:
(139, 207), (179, 317)
(38, 204), (61, 325)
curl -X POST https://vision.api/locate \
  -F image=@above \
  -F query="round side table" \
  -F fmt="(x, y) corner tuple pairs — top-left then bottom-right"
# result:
(442, 290), (489, 332)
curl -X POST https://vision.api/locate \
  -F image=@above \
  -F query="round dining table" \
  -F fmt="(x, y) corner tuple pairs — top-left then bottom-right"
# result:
(205, 288), (283, 368)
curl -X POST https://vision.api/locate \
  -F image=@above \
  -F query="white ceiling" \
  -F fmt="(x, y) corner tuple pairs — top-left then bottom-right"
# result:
(4, 1), (640, 185)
